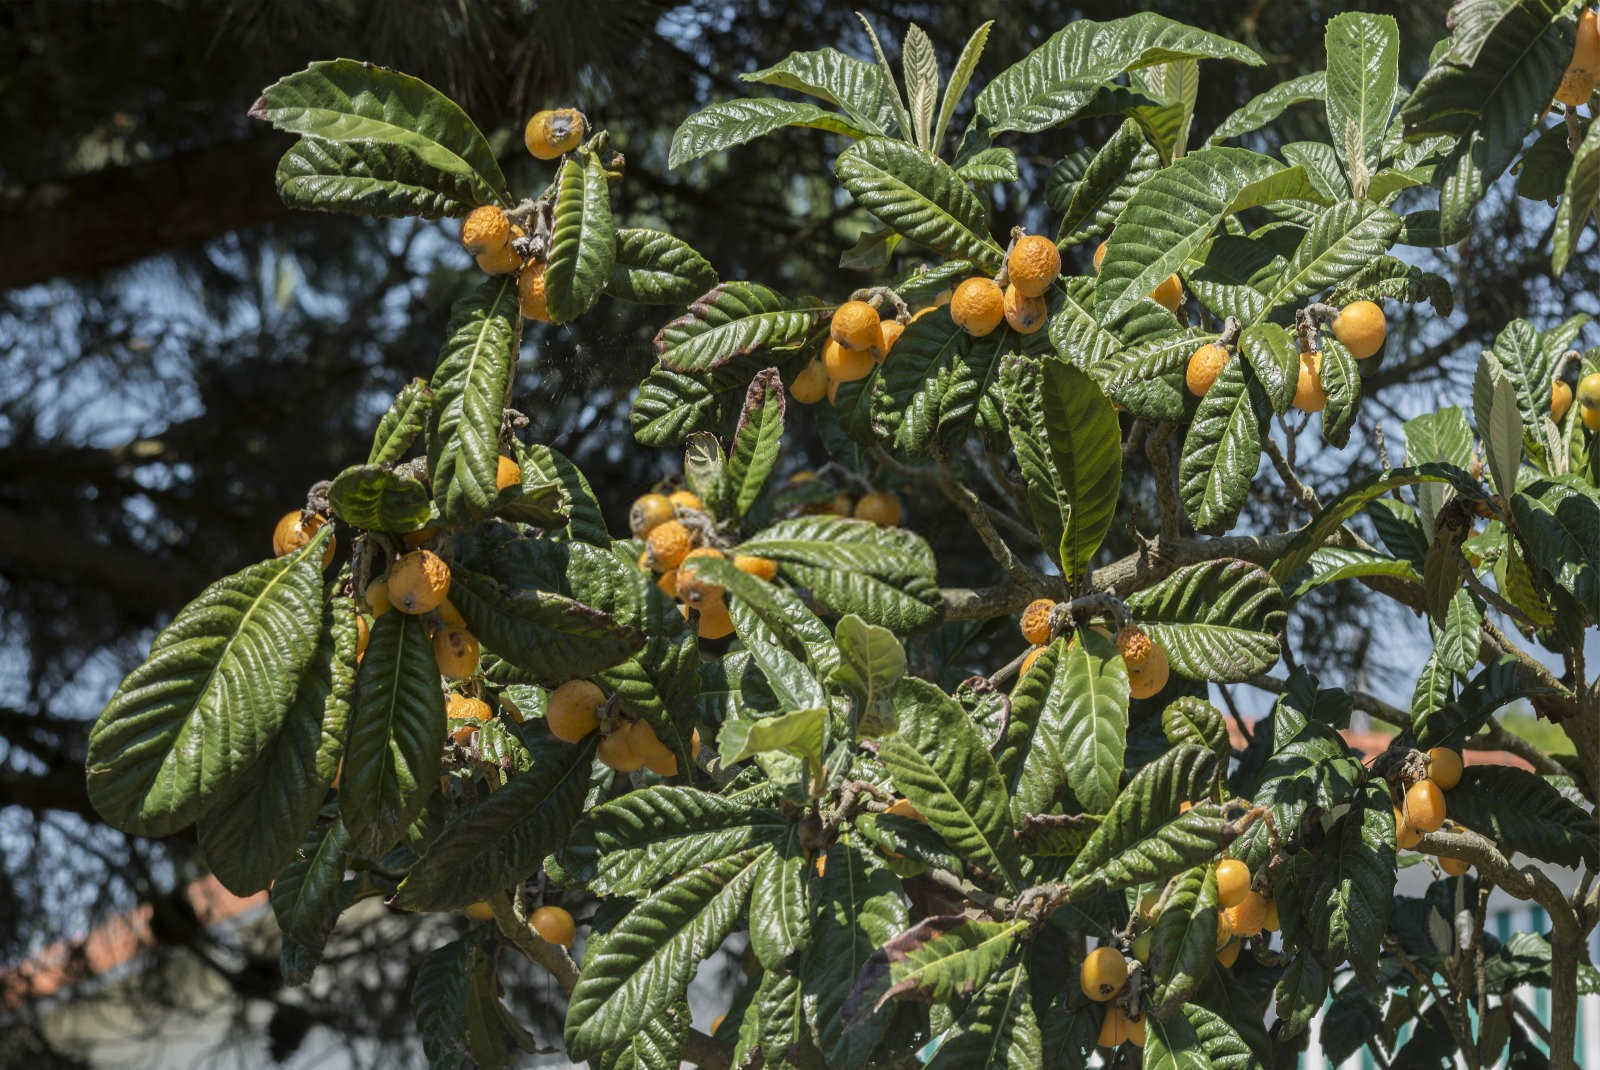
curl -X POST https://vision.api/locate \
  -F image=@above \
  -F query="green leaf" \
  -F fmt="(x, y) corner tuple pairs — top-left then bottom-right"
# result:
(1554, 111), (1600, 274)
(447, 566), (644, 687)
(605, 228), (719, 305)
(806, 840), (910, 1064)
(1256, 200), (1401, 317)
(736, 516), (941, 631)
(719, 707), (827, 770)
(1287, 546), (1422, 600)
(1281, 140), (1351, 201)
(1480, 353), (1523, 499)
(669, 97), (877, 169)
(1051, 120), (1161, 245)
(1237, 322), (1298, 413)
(740, 48), (897, 134)
(1443, 766), (1598, 868)
(1145, 1012), (1210, 1070)
(629, 365), (727, 446)
(1274, 948), (1328, 1038)
(879, 677), (1021, 889)
(413, 933), (508, 1070)
(975, 13), (1262, 135)
(1415, 655), (1550, 749)
(1038, 361), (1122, 585)
(197, 594), (355, 895)
(587, 786), (788, 898)
(1178, 357), (1268, 534)
(565, 847), (765, 1058)
(1150, 864), (1219, 1013)
(1430, 587), (1483, 675)
(1311, 780), (1394, 983)
(85, 527), (332, 836)
(327, 464), (431, 533)
(831, 613), (906, 715)
(1127, 58), (1200, 164)
(880, 313), (1043, 456)
(1183, 1002), (1263, 1070)
(393, 731), (597, 910)
(1324, 13), (1399, 196)
(902, 23), (939, 150)
(1066, 745), (1222, 898)
(845, 915), (1025, 1018)
(854, 14), (916, 146)
(1405, 405), (1476, 535)
(1001, 631), (1129, 818)
(999, 358), (1066, 564)
(368, 377), (433, 466)
(545, 149), (617, 323)
(1482, 316), (1591, 462)
(934, 22), (995, 152)
(952, 146), (1019, 184)
(687, 555), (840, 678)
(1162, 696), (1230, 755)
(749, 824), (811, 970)
(251, 60), (507, 206)
(1209, 72), (1326, 144)
(276, 135), (476, 219)
(427, 277), (516, 524)
(339, 611), (445, 857)
(1320, 337), (1363, 449)
(1095, 147), (1287, 324)
(513, 441), (609, 545)
(270, 818), (349, 948)
(653, 282), (822, 374)
(925, 960), (1041, 1070)
(1511, 477), (1600, 625)
(835, 138), (1004, 271)
(726, 368), (785, 517)
(595, 1004), (689, 1070)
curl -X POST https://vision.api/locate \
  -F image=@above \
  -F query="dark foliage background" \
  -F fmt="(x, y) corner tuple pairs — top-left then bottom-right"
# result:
(2, 0), (1591, 1064)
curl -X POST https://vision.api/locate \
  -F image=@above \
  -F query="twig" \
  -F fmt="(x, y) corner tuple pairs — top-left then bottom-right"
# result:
(1145, 423), (1180, 539)
(1263, 428), (1322, 517)
(932, 449), (1039, 586)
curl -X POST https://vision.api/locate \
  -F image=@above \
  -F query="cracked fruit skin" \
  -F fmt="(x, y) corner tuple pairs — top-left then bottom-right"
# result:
(530, 905), (576, 948)
(1216, 859), (1251, 909)
(853, 490), (902, 527)
(646, 520), (693, 570)
(273, 511), (335, 569)
(546, 680), (603, 743)
(1098, 1004), (1145, 1049)
(1080, 946), (1128, 1002)
(1427, 747), (1462, 790)
(388, 550), (451, 614)
(1293, 350), (1326, 413)
(1332, 300), (1386, 359)
(1187, 343), (1229, 397)
(1002, 283), (1047, 334)
(790, 358), (829, 404)
(1404, 778), (1446, 835)
(949, 277), (1004, 337)
(830, 300), (884, 354)
(1019, 598), (1054, 645)
(460, 206), (510, 256)
(518, 259), (550, 320)
(525, 108), (585, 159)
(1007, 234), (1061, 297)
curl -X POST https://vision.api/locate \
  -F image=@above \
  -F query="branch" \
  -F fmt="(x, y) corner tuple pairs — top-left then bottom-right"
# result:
(1244, 673), (1411, 728)
(932, 452), (1038, 586)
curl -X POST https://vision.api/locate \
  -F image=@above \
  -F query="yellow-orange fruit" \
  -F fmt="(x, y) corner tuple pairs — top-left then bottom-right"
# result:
(1216, 939), (1242, 968)
(950, 278), (1005, 337)
(1098, 1005), (1145, 1049)
(824, 339), (875, 382)
(1558, 69), (1597, 107)
(1079, 946), (1128, 1002)
(627, 719), (677, 776)
(1150, 274), (1183, 313)
(1187, 343), (1229, 397)
(460, 206), (511, 257)
(518, 259), (550, 320)
(1092, 241), (1108, 273)
(495, 454), (521, 491)
(1578, 372), (1600, 430)
(1404, 779), (1446, 835)
(853, 490), (902, 527)
(546, 680), (604, 743)
(1556, 9), (1600, 105)
(806, 490), (853, 516)
(433, 628), (480, 679)
(909, 305), (941, 324)
(734, 554), (778, 581)
(1225, 890), (1267, 938)
(476, 229), (524, 275)
(657, 569), (679, 597)
(884, 797), (924, 821)
(1262, 898), (1280, 932)
(446, 694), (490, 744)
(1019, 598), (1055, 645)
(646, 520), (694, 570)
(826, 375), (841, 405)
(1293, 350), (1326, 413)
(1179, 800), (1194, 814)
(465, 901), (496, 923)
(436, 599), (467, 629)
(365, 577), (392, 617)
(831, 300), (884, 354)
(1553, 380), (1573, 423)
(1331, 300), (1386, 360)
(1427, 747), (1463, 791)
(686, 586), (736, 639)
(1008, 234), (1062, 298)
(355, 614), (370, 661)
(389, 550), (451, 614)
(530, 905), (576, 948)
(791, 358), (830, 404)
(669, 489), (704, 512)
(273, 510), (335, 568)
(1440, 855), (1470, 877)
(1002, 283), (1048, 334)
(1017, 646), (1045, 682)
(525, 108), (586, 159)
(1216, 859), (1251, 909)
(879, 319), (905, 359)
(1395, 807), (1422, 849)
(1215, 910), (1234, 950)
(1126, 642), (1170, 700)
(597, 728), (643, 772)
(676, 547), (726, 603)
(630, 493), (675, 537)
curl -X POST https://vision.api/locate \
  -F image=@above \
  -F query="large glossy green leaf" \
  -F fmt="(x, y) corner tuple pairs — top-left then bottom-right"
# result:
(393, 731), (597, 910)
(1287, 546), (1422, 600)
(835, 138), (1004, 271)
(1256, 200), (1401, 317)
(427, 277), (516, 524)
(653, 283), (822, 374)
(1310, 780), (1394, 983)
(1182, 1004), (1262, 1070)
(736, 516), (941, 631)
(925, 959), (1041, 1070)
(1443, 766), (1599, 868)
(1209, 72), (1326, 143)
(878, 677), (1021, 888)
(1162, 696), (1230, 755)
(1324, 13), (1399, 195)
(197, 594), (355, 895)
(327, 463), (431, 533)
(844, 916), (1025, 1018)
(584, 786), (789, 898)
(726, 368), (785, 516)
(1038, 361), (1122, 584)
(880, 313), (1043, 455)
(1509, 477), (1600, 625)
(1319, 336), (1363, 449)
(831, 613), (906, 718)
(1274, 948), (1329, 1038)
(1127, 58), (1200, 164)
(805, 840), (909, 1065)
(740, 48), (898, 134)
(998, 358), (1066, 563)
(1482, 317), (1590, 459)
(514, 441), (609, 545)
(339, 611), (444, 857)
(1051, 119), (1161, 245)
(1150, 863), (1219, 1013)
(368, 377), (433, 466)
(270, 818), (350, 949)
(902, 23), (939, 150)
(251, 60), (507, 205)
(748, 824), (810, 970)
(414, 931), (529, 1070)
(686, 555), (838, 678)
(1126, 559), (1287, 681)
(545, 148), (617, 323)
(1415, 656), (1551, 749)
(720, 708), (826, 770)
(564, 847), (765, 1058)
(1001, 632), (1128, 818)
(276, 135), (477, 218)
(1178, 357), (1269, 534)
(669, 97), (878, 168)
(1144, 1013), (1210, 1070)
(935, 21), (995, 152)
(1067, 745), (1222, 897)
(1238, 321), (1298, 413)
(975, 14), (1262, 135)
(1554, 113), (1600, 274)
(605, 228), (719, 305)
(629, 365), (727, 446)
(85, 527), (332, 836)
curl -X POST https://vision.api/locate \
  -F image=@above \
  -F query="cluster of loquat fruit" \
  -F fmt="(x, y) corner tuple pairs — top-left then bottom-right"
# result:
(1393, 745), (1471, 877)
(1551, 370), (1600, 429)
(1014, 598), (1171, 699)
(1184, 299), (1387, 412)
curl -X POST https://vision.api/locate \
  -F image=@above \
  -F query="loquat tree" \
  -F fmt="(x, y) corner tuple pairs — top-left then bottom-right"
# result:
(84, 5), (1600, 1068)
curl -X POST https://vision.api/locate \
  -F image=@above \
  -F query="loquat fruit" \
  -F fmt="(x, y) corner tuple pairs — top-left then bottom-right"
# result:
(1404, 779), (1446, 835)
(546, 680), (604, 743)
(460, 206), (511, 257)
(465, 901), (496, 923)
(1216, 859), (1251, 909)
(878, 318), (905, 359)
(436, 599), (467, 629)
(733, 554), (778, 581)
(1098, 1004), (1145, 1049)
(433, 627), (480, 679)
(1092, 241), (1108, 273)
(1002, 283), (1048, 334)
(626, 718), (677, 776)
(1578, 372), (1600, 430)
(1080, 946), (1128, 1002)
(388, 550), (451, 615)
(630, 492), (675, 537)
(518, 259), (550, 320)
(831, 300), (884, 354)
(355, 614), (370, 662)
(1553, 380), (1573, 423)
(1293, 350), (1326, 413)
(1331, 300), (1386, 360)
(1008, 234), (1062, 298)
(790, 358), (830, 404)
(1150, 274), (1183, 314)
(476, 226), (524, 275)
(853, 490), (902, 527)
(1556, 9), (1600, 105)
(1017, 646), (1045, 683)
(1394, 806), (1422, 849)
(1186, 343), (1229, 397)
(1216, 939), (1242, 968)
(273, 510), (335, 569)
(525, 108), (586, 160)
(495, 454), (521, 491)
(824, 339), (875, 382)
(646, 520), (694, 570)
(1019, 598), (1054, 646)
(1225, 890), (1266, 937)
(1440, 855), (1470, 877)
(530, 905), (576, 948)
(1262, 897), (1280, 932)
(949, 277), (1005, 337)
(597, 728), (643, 772)
(1427, 747), (1463, 791)
(669, 489), (704, 512)
(365, 577), (392, 617)
(446, 693), (490, 744)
